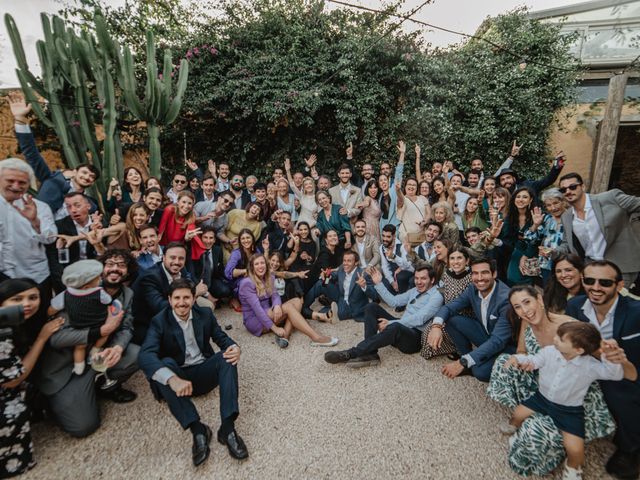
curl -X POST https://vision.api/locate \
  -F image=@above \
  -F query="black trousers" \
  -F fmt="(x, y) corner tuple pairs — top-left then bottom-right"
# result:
(155, 353), (239, 429)
(209, 278), (232, 299)
(347, 303), (422, 358)
(601, 379), (640, 452)
(381, 270), (414, 295)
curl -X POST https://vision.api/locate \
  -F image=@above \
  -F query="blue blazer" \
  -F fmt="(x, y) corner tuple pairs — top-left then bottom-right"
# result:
(136, 247), (164, 272)
(17, 130), (98, 214)
(330, 267), (378, 321)
(131, 262), (192, 344)
(566, 294), (640, 378)
(138, 305), (236, 394)
(436, 280), (512, 365)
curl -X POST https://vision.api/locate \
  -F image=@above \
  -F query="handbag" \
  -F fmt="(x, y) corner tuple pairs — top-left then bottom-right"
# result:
(401, 197), (426, 246)
(420, 321), (457, 359)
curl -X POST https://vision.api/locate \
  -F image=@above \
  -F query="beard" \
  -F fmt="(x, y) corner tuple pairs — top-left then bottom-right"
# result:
(232, 184), (243, 191)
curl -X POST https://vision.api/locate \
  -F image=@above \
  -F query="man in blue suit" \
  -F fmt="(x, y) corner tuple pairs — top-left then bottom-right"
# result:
(427, 257), (513, 382)
(132, 242), (209, 344)
(138, 279), (248, 467)
(566, 260), (640, 480)
(302, 251), (378, 322)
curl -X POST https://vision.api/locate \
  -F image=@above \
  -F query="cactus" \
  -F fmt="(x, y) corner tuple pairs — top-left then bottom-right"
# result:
(117, 30), (189, 178)
(4, 12), (121, 198)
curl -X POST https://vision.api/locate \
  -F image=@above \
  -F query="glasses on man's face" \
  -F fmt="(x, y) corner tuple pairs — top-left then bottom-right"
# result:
(559, 183), (582, 194)
(105, 261), (127, 268)
(174, 179), (187, 184)
(583, 277), (616, 288)
(221, 198), (232, 204)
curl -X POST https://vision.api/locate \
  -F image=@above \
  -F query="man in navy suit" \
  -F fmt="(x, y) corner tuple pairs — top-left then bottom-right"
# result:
(428, 257), (513, 382)
(302, 251), (378, 322)
(132, 242), (208, 344)
(138, 279), (248, 466)
(566, 260), (640, 479)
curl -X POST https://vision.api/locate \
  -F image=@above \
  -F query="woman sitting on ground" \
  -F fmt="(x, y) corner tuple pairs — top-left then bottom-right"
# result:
(306, 230), (344, 291)
(543, 254), (585, 314)
(487, 285), (615, 477)
(224, 229), (263, 312)
(287, 222), (317, 273)
(268, 251), (309, 302)
(238, 254), (338, 348)
(420, 246), (472, 360)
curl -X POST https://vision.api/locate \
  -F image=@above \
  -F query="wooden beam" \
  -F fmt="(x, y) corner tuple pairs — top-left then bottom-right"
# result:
(591, 72), (629, 193)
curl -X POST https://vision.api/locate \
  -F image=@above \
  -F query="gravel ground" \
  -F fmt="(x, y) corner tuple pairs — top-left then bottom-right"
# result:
(22, 306), (616, 480)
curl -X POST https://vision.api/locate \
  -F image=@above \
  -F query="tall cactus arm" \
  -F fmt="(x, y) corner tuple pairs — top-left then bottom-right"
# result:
(15, 70), (54, 128)
(164, 59), (189, 124)
(4, 14), (47, 99)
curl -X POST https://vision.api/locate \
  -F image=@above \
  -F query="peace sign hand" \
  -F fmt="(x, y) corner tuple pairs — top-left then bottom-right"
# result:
(355, 271), (367, 289)
(511, 140), (524, 157)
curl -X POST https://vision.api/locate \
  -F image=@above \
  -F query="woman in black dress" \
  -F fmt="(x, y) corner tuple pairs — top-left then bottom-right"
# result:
(0, 279), (64, 478)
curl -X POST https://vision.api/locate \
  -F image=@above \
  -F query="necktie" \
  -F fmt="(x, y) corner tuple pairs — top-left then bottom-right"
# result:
(202, 250), (213, 288)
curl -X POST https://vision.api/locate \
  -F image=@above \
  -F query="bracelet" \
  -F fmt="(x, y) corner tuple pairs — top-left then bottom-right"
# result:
(431, 323), (443, 329)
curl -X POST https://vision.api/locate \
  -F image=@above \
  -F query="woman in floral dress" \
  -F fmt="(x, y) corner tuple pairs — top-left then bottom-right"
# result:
(0, 279), (64, 478)
(487, 285), (615, 476)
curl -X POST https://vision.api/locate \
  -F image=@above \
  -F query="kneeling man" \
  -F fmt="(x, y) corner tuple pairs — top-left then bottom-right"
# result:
(138, 279), (248, 466)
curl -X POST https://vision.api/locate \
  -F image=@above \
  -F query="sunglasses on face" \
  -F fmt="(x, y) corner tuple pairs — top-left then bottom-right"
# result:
(559, 183), (582, 194)
(221, 198), (233, 204)
(583, 277), (616, 287)
(174, 179), (187, 184)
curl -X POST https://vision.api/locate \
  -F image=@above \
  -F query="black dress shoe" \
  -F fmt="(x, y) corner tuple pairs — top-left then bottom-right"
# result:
(97, 385), (137, 403)
(192, 425), (212, 466)
(318, 295), (331, 307)
(217, 429), (249, 459)
(606, 448), (640, 479)
(324, 350), (352, 364)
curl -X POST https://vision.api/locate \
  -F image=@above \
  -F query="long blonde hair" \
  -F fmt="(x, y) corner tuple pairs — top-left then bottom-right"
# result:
(175, 191), (196, 229)
(247, 253), (274, 298)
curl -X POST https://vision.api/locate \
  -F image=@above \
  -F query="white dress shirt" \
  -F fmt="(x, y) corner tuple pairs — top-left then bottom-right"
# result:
(515, 345), (623, 406)
(478, 282), (496, 332)
(73, 217), (93, 260)
(581, 297), (618, 340)
(152, 311), (206, 385)
(356, 239), (366, 267)
(0, 194), (57, 283)
(339, 185), (351, 205)
(343, 269), (356, 305)
(572, 194), (607, 260)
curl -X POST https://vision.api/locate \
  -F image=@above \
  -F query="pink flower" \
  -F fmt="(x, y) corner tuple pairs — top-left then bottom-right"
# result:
(210, 47), (218, 55)
(186, 50), (193, 58)
(158, 73), (163, 80)
(193, 47), (200, 55)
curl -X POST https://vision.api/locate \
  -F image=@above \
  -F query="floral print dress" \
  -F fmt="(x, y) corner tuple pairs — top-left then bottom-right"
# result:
(0, 338), (35, 478)
(487, 327), (615, 476)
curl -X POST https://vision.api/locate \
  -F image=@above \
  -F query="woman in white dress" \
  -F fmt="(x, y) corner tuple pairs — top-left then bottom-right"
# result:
(285, 157), (318, 227)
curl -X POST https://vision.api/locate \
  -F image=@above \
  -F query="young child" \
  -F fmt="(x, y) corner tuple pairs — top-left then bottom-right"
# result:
(49, 260), (120, 375)
(503, 322), (637, 480)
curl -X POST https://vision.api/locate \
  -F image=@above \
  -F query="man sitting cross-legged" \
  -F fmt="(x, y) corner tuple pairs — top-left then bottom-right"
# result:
(138, 279), (248, 467)
(427, 257), (513, 382)
(324, 264), (443, 368)
(302, 250), (378, 323)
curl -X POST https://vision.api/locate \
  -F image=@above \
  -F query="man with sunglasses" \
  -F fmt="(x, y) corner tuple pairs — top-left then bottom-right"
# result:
(167, 173), (188, 204)
(194, 190), (235, 244)
(557, 172), (640, 288)
(565, 260), (640, 479)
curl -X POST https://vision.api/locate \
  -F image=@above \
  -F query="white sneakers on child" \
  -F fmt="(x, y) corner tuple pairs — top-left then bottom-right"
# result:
(73, 362), (85, 375)
(562, 461), (582, 480)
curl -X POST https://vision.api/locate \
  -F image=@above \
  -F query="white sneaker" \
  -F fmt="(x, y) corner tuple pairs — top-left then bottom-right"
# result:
(562, 461), (582, 480)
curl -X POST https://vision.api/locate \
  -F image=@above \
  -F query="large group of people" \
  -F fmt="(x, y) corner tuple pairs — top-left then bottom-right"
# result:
(1, 92), (639, 480)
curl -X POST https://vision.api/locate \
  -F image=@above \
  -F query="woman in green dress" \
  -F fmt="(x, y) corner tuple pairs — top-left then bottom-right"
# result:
(487, 285), (615, 476)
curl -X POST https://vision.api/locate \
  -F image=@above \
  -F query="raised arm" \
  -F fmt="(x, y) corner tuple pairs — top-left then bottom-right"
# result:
(414, 144), (422, 181)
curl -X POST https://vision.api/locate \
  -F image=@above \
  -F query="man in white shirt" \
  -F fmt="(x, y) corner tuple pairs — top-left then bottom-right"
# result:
(166, 173), (188, 204)
(558, 172), (640, 288)
(0, 158), (57, 327)
(379, 224), (414, 295)
(138, 279), (247, 467)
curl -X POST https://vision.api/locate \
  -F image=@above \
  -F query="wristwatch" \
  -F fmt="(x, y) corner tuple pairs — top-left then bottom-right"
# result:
(459, 356), (469, 368)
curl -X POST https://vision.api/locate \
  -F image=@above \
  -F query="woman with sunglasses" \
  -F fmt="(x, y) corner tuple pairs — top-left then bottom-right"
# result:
(0, 279), (65, 478)
(488, 285), (615, 477)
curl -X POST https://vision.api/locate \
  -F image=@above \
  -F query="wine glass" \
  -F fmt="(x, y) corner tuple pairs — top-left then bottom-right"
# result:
(91, 348), (117, 389)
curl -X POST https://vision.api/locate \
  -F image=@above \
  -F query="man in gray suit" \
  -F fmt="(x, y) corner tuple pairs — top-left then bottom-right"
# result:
(557, 173), (640, 288)
(328, 163), (362, 225)
(351, 219), (381, 267)
(36, 249), (139, 437)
